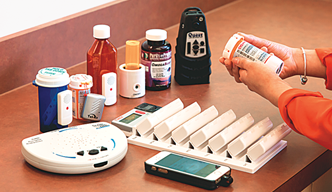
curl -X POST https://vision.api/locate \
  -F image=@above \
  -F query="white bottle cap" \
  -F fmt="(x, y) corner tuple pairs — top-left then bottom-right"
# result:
(69, 74), (93, 89)
(222, 34), (244, 59)
(35, 67), (70, 87)
(146, 29), (167, 41)
(93, 25), (110, 39)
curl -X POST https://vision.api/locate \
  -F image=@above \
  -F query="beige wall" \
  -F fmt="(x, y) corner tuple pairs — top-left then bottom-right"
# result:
(0, 0), (234, 95)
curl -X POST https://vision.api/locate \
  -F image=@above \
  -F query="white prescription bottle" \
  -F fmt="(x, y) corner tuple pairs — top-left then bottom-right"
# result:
(69, 74), (93, 119)
(223, 34), (283, 75)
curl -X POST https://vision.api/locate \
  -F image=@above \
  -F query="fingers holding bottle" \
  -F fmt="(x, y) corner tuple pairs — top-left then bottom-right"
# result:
(223, 33), (284, 77)
(219, 57), (242, 83)
(236, 32), (299, 79)
(232, 57), (292, 106)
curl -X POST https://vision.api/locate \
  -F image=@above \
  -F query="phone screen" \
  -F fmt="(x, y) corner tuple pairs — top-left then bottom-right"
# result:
(155, 153), (220, 177)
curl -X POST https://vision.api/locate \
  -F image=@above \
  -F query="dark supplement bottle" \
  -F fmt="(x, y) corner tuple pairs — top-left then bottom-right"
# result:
(141, 29), (172, 91)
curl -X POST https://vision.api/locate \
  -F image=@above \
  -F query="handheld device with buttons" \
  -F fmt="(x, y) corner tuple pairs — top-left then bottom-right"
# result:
(145, 151), (233, 190)
(57, 90), (73, 126)
(21, 122), (128, 174)
(102, 72), (117, 106)
(174, 7), (212, 85)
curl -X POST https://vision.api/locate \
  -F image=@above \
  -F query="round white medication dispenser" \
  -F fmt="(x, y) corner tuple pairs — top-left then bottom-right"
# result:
(21, 122), (128, 174)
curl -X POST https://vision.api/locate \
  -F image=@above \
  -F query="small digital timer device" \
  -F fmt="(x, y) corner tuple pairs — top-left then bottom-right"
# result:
(112, 103), (161, 136)
(174, 7), (211, 85)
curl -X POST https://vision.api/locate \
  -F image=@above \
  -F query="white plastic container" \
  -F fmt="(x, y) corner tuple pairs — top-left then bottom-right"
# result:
(136, 98), (184, 136)
(227, 117), (273, 157)
(208, 113), (254, 152)
(154, 102), (201, 140)
(223, 34), (284, 75)
(119, 64), (145, 98)
(247, 123), (291, 161)
(119, 40), (145, 98)
(189, 109), (236, 148)
(69, 74), (93, 119)
(171, 106), (218, 144)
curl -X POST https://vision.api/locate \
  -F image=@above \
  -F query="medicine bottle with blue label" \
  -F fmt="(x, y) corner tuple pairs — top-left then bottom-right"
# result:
(141, 29), (172, 90)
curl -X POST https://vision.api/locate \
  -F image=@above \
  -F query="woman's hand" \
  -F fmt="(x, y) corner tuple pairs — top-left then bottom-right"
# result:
(220, 32), (300, 81)
(219, 32), (328, 106)
(231, 57), (292, 106)
(238, 32), (299, 79)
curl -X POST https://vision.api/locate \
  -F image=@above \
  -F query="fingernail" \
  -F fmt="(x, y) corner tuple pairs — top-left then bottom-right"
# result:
(237, 32), (246, 36)
(232, 58), (239, 64)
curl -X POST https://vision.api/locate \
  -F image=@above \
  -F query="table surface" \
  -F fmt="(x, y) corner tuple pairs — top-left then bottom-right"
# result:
(1, 0), (332, 191)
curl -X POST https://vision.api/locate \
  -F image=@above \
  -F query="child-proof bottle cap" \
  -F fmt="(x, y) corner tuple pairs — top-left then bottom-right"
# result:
(35, 67), (70, 87)
(125, 40), (140, 70)
(69, 74), (93, 89)
(223, 33), (244, 59)
(93, 25), (110, 39)
(146, 29), (167, 41)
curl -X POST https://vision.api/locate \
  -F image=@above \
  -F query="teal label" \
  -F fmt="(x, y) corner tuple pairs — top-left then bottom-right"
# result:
(40, 67), (66, 76)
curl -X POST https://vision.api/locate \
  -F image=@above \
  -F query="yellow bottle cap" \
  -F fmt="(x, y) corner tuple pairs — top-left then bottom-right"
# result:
(125, 40), (140, 70)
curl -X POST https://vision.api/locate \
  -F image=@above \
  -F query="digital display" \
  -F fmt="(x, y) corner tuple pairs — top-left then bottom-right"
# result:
(143, 105), (154, 110)
(119, 113), (142, 124)
(156, 154), (220, 177)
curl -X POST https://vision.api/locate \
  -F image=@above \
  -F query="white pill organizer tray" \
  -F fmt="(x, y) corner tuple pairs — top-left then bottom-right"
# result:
(127, 98), (291, 174)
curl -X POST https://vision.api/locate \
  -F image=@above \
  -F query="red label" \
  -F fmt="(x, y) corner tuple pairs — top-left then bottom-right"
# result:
(114, 115), (123, 121)
(238, 41), (245, 50)
(135, 110), (146, 115)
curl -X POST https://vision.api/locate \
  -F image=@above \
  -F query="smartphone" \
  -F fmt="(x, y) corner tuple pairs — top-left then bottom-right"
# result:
(144, 151), (233, 190)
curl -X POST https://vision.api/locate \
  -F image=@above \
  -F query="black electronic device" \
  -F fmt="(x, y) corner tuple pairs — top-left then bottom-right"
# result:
(145, 151), (233, 190)
(174, 7), (212, 85)
(135, 103), (161, 113)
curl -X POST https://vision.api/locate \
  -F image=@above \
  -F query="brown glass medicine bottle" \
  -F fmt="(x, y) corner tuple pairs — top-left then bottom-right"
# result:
(87, 24), (117, 94)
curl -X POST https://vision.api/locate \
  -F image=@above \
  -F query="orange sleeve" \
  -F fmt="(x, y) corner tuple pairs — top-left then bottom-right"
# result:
(315, 48), (332, 90)
(278, 88), (332, 150)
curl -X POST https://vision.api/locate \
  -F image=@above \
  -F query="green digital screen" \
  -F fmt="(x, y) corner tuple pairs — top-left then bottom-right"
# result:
(119, 113), (142, 124)
(156, 153), (220, 177)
